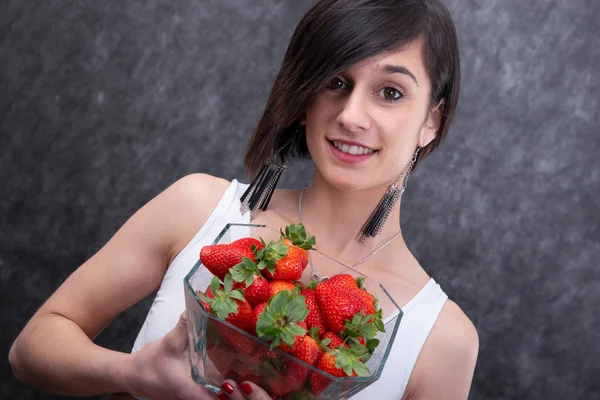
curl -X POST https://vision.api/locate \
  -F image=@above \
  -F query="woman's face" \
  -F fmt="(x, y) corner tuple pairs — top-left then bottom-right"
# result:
(304, 39), (439, 192)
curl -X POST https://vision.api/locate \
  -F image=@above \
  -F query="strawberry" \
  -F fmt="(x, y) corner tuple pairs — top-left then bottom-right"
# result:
(286, 333), (324, 388)
(322, 273), (358, 291)
(197, 275), (254, 332)
(230, 257), (271, 307)
(301, 280), (326, 338)
(206, 341), (237, 378)
(324, 274), (378, 316)
(316, 283), (367, 334)
(232, 275), (270, 308)
(278, 320), (307, 354)
(341, 311), (385, 355)
(355, 276), (378, 315)
(269, 280), (298, 297)
(197, 283), (221, 314)
(356, 288), (377, 315)
(321, 332), (345, 349)
(217, 322), (257, 355)
(258, 224), (316, 281)
(251, 302), (268, 335)
(275, 336), (324, 397)
(293, 334), (323, 366)
(200, 237), (264, 280)
(256, 290), (308, 350)
(310, 348), (371, 395)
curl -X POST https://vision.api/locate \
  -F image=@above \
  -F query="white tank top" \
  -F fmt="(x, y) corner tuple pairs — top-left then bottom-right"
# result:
(131, 179), (448, 399)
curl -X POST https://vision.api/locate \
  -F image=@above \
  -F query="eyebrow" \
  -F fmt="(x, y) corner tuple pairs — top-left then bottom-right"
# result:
(381, 64), (419, 86)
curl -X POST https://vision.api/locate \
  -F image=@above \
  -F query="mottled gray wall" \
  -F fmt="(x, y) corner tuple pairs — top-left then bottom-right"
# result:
(1, 0), (598, 399)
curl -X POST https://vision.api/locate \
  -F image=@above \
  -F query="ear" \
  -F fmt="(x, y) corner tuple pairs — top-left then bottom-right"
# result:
(419, 99), (444, 148)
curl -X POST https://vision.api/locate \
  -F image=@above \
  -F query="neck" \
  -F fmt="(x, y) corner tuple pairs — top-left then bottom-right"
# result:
(299, 172), (405, 264)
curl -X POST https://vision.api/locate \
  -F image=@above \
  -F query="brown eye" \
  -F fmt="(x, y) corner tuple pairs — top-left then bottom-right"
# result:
(327, 77), (347, 90)
(381, 87), (404, 101)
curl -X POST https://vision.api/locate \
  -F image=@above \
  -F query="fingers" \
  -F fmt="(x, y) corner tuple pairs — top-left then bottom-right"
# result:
(162, 312), (189, 353)
(218, 379), (273, 400)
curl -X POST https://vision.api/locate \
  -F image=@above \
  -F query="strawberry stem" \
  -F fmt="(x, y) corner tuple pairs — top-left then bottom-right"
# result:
(280, 223), (316, 250)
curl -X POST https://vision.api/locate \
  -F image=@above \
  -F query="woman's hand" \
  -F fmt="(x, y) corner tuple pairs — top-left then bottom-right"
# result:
(119, 312), (217, 400)
(218, 380), (273, 400)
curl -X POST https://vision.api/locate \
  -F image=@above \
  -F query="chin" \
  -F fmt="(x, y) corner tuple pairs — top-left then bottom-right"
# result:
(319, 168), (377, 193)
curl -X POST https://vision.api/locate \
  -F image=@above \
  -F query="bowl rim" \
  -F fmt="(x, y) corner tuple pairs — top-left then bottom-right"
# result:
(183, 222), (404, 383)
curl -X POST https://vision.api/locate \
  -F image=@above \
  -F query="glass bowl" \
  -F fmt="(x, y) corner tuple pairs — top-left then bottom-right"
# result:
(184, 223), (403, 399)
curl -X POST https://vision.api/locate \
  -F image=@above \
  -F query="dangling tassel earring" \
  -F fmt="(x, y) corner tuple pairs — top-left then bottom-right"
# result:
(240, 128), (298, 220)
(357, 147), (421, 242)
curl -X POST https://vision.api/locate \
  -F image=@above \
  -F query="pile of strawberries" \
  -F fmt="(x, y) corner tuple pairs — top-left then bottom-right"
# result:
(196, 224), (385, 397)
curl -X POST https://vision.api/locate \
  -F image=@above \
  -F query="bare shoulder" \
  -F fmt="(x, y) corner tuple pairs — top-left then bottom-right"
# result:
(167, 173), (231, 203)
(431, 300), (479, 351)
(163, 173), (231, 258)
(404, 300), (479, 400)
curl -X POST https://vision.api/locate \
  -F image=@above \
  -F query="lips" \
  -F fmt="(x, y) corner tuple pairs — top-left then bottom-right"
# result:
(327, 139), (377, 164)
(327, 139), (378, 155)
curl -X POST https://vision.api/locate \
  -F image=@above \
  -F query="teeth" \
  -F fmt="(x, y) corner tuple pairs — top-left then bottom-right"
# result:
(333, 141), (374, 155)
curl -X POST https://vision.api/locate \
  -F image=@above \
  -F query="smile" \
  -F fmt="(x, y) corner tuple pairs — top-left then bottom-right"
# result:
(330, 140), (377, 155)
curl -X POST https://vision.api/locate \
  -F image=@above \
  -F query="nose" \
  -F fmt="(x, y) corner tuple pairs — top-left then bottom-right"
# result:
(336, 89), (371, 132)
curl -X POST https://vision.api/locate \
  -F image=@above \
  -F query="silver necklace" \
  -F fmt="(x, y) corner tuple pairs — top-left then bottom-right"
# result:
(298, 188), (402, 271)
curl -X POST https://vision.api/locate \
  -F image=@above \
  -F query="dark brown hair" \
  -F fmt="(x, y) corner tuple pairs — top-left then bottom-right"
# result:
(244, 0), (460, 177)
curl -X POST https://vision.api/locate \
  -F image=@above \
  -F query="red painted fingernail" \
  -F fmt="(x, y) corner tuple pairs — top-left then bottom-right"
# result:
(218, 392), (229, 400)
(241, 382), (253, 395)
(221, 382), (234, 395)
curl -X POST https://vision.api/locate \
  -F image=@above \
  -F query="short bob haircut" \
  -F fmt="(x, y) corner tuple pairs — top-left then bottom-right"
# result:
(244, 0), (460, 177)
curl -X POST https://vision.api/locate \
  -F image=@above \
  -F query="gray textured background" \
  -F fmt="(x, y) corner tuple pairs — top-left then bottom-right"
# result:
(1, 0), (599, 399)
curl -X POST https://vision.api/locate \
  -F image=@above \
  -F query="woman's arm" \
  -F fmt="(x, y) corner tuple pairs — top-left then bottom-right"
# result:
(9, 173), (230, 397)
(404, 300), (479, 400)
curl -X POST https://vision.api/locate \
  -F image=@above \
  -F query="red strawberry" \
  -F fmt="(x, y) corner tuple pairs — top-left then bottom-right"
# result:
(258, 224), (315, 281)
(197, 283), (222, 314)
(236, 352), (265, 379)
(310, 349), (370, 395)
(206, 341), (237, 377)
(256, 290), (308, 351)
(323, 273), (358, 291)
(270, 280), (297, 297)
(278, 320), (307, 354)
(325, 274), (378, 316)
(197, 275), (254, 332)
(233, 274), (270, 307)
(316, 283), (367, 334)
(355, 276), (378, 316)
(356, 288), (377, 315)
(293, 335), (323, 366)
(276, 336), (323, 397)
(301, 285), (326, 339)
(200, 237), (264, 280)
(251, 302), (268, 335)
(322, 332), (345, 349)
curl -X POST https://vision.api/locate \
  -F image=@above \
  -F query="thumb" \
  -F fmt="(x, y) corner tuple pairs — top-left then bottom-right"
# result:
(162, 312), (190, 353)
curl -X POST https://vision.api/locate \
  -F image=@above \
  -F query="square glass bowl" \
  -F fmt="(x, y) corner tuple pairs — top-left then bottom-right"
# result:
(184, 223), (403, 399)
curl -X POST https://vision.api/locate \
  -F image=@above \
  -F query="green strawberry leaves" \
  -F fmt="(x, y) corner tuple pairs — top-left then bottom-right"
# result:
(255, 239), (289, 274)
(256, 290), (309, 349)
(356, 276), (366, 289)
(280, 223), (316, 250)
(198, 275), (246, 320)
(329, 347), (371, 377)
(305, 279), (318, 291)
(230, 257), (260, 287)
(343, 311), (384, 342)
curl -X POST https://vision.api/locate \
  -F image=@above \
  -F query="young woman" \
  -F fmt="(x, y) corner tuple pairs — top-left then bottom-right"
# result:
(9, 1), (478, 399)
